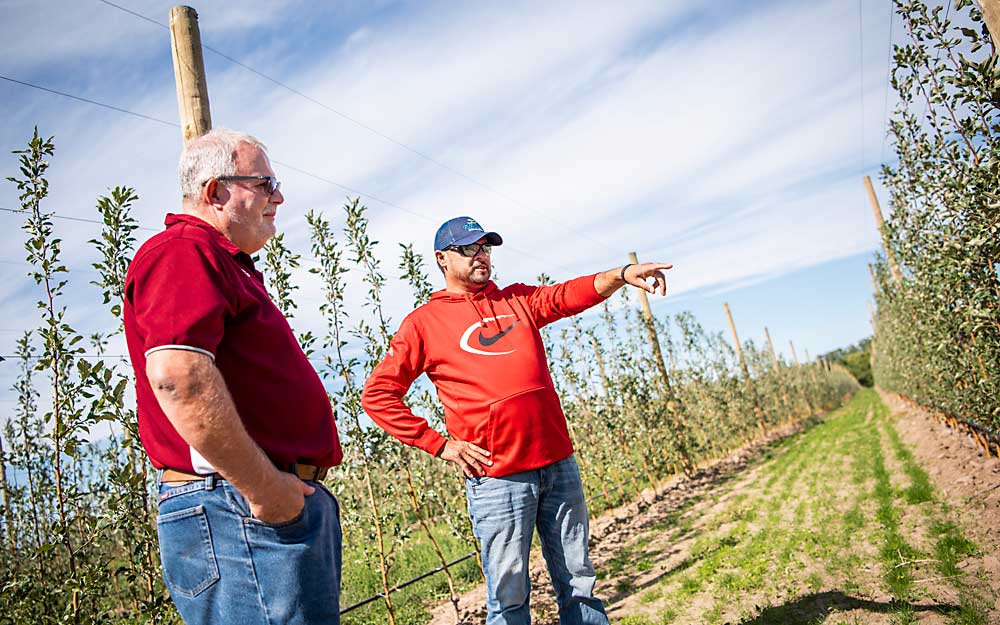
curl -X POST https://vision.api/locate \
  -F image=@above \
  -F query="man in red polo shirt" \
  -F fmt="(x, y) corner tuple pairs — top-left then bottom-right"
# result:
(123, 129), (342, 625)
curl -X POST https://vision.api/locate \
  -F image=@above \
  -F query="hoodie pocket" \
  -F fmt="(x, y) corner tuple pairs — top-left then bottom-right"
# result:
(487, 386), (573, 475)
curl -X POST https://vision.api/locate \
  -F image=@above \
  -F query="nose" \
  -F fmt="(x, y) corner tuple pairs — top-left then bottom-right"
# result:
(271, 186), (285, 205)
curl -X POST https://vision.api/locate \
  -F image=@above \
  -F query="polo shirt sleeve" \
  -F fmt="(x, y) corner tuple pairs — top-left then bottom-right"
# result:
(128, 238), (234, 360)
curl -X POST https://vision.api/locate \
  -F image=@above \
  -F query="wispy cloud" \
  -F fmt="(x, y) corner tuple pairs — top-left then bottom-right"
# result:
(1, 0), (910, 400)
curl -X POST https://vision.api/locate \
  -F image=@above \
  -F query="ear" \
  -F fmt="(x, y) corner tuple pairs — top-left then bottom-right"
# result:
(202, 178), (226, 210)
(435, 250), (448, 270)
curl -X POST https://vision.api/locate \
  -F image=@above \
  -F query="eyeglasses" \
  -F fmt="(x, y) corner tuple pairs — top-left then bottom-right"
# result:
(216, 175), (281, 196)
(448, 243), (492, 257)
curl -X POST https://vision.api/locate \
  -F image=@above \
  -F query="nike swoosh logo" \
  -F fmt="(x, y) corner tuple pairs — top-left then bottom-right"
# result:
(459, 314), (517, 356)
(478, 320), (520, 346)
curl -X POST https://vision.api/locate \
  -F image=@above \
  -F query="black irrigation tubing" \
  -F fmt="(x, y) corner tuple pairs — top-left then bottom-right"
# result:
(590, 478), (629, 502)
(937, 409), (1000, 456)
(340, 551), (478, 615)
(338, 471), (649, 615)
(892, 392), (999, 450)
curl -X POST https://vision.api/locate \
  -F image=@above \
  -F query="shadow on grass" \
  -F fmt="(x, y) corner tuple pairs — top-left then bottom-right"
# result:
(737, 590), (958, 625)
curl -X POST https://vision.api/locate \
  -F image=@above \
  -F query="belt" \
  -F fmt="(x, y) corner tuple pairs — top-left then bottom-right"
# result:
(160, 463), (329, 484)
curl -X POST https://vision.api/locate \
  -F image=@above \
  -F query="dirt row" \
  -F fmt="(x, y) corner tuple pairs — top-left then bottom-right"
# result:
(428, 420), (813, 624)
(878, 390), (1000, 617)
(426, 392), (999, 624)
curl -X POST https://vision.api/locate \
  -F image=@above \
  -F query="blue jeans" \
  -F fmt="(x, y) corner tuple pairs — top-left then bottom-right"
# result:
(465, 455), (608, 625)
(156, 475), (342, 625)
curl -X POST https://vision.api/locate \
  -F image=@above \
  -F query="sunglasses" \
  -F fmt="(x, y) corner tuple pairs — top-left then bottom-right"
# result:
(448, 243), (492, 257)
(216, 175), (281, 196)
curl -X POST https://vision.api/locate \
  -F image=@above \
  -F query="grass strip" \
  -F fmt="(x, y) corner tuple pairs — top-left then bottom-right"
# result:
(875, 398), (989, 625)
(867, 403), (919, 602)
(881, 413), (933, 504)
(657, 394), (872, 624)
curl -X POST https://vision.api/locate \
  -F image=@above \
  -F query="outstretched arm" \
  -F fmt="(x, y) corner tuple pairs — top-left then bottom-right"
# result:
(594, 262), (673, 298)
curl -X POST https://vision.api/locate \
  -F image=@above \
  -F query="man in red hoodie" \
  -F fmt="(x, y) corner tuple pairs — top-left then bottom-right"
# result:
(362, 216), (670, 625)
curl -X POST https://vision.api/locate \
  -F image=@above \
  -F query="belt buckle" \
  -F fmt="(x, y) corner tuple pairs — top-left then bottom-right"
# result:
(287, 462), (327, 482)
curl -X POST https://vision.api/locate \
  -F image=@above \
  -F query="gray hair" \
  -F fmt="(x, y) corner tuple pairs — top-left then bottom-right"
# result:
(178, 128), (268, 199)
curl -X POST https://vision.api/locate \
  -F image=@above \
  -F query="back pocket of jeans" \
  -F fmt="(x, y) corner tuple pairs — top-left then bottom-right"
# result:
(156, 505), (219, 598)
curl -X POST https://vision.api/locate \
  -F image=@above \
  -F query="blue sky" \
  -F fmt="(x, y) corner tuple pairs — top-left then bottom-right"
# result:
(0, 0), (930, 413)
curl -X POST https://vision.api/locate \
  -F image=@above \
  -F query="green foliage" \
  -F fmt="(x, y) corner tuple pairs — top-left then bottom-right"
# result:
(823, 339), (874, 388)
(1, 131), (860, 624)
(616, 391), (988, 624)
(1, 131), (168, 623)
(873, 0), (1000, 432)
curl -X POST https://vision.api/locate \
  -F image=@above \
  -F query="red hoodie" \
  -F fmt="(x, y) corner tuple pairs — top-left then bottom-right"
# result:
(362, 275), (606, 477)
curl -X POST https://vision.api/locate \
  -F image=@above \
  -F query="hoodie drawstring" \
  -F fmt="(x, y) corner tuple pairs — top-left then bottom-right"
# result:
(484, 297), (503, 332)
(466, 295), (488, 328)
(466, 292), (517, 332)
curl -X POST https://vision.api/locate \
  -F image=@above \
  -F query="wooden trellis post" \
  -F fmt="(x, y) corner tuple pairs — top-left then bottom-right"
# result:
(979, 0), (1000, 53)
(764, 327), (780, 372)
(724, 303), (751, 382)
(628, 252), (671, 391)
(628, 252), (695, 475)
(789, 340), (815, 414)
(764, 326), (793, 424)
(864, 176), (903, 285)
(170, 6), (213, 143)
(804, 349), (820, 390)
(589, 333), (611, 397)
(724, 303), (765, 434)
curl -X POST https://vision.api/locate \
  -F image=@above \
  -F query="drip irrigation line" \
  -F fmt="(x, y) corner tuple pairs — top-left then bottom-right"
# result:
(2, 74), (577, 276)
(339, 551), (478, 615)
(337, 463), (679, 616)
(95, 0), (620, 256)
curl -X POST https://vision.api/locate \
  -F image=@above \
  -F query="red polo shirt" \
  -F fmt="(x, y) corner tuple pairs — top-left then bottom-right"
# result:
(123, 213), (341, 474)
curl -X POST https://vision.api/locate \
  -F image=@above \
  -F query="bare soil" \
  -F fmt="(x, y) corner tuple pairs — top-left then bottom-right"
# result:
(426, 391), (1000, 624)
(879, 390), (1000, 619)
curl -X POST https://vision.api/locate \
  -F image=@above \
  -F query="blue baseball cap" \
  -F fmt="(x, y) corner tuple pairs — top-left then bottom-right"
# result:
(434, 216), (503, 251)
